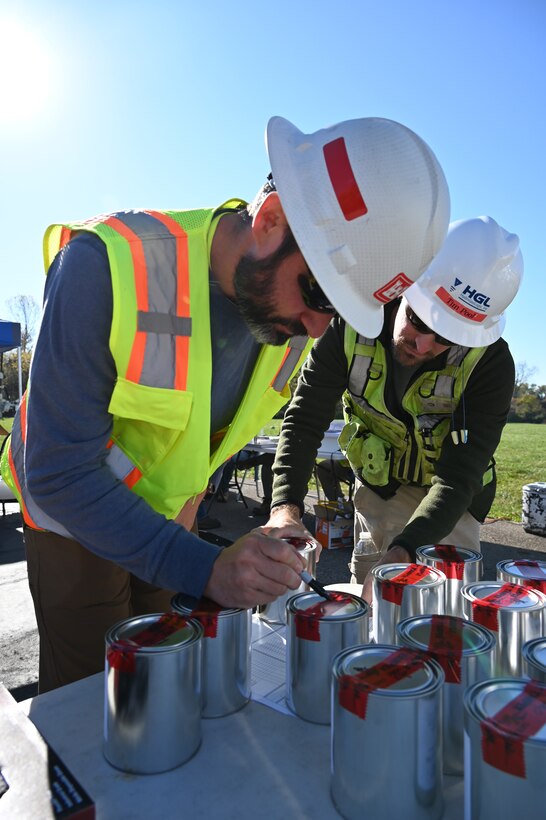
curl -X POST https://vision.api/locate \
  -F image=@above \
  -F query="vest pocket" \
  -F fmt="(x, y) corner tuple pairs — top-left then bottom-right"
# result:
(339, 422), (392, 487)
(109, 377), (193, 430)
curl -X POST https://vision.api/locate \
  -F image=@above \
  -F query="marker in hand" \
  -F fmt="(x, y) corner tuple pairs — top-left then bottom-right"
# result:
(300, 570), (333, 601)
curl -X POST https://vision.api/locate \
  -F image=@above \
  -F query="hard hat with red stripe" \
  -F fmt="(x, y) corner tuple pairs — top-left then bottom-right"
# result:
(266, 115), (450, 337)
(404, 216), (523, 347)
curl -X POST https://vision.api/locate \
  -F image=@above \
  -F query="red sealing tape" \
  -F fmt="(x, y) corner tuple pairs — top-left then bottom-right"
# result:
(381, 564), (432, 606)
(107, 612), (189, 673)
(338, 647), (426, 719)
(189, 598), (223, 638)
(472, 583), (531, 632)
(513, 560), (546, 595)
(295, 593), (350, 642)
(426, 615), (463, 684)
(480, 680), (546, 778)
(434, 544), (465, 580)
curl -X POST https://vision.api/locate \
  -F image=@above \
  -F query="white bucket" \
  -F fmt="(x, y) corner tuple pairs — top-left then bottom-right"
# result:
(522, 482), (546, 536)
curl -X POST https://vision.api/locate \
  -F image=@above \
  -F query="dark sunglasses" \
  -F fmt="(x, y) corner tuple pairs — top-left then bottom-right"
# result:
(405, 304), (453, 346)
(298, 272), (337, 315)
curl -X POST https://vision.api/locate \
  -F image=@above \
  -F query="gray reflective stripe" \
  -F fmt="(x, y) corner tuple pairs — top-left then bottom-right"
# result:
(348, 335), (376, 395)
(112, 211), (186, 390)
(271, 335), (308, 391)
(138, 311), (192, 336)
(434, 346), (468, 399)
(24, 492), (74, 539)
(106, 444), (137, 481)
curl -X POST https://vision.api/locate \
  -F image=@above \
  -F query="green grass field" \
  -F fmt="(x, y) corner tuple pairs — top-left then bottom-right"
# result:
(1, 419), (544, 522)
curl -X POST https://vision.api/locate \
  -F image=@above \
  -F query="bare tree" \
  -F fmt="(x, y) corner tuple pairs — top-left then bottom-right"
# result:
(6, 295), (40, 353)
(513, 361), (537, 397)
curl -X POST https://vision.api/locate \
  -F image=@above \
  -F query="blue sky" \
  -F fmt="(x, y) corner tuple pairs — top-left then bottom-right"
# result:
(1, 0), (545, 384)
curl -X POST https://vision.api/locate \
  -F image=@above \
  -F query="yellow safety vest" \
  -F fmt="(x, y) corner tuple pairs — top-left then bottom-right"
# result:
(339, 326), (491, 488)
(2, 205), (311, 527)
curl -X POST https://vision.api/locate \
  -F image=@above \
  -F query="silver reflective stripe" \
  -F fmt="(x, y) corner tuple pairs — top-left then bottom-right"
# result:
(24, 492), (74, 539)
(106, 444), (137, 481)
(137, 311), (192, 336)
(348, 335), (376, 395)
(271, 335), (308, 391)
(113, 211), (185, 390)
(435, 346), (468, 399)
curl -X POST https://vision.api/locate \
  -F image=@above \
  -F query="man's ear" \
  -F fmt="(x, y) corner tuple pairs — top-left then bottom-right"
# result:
(251, 192), (288, 255)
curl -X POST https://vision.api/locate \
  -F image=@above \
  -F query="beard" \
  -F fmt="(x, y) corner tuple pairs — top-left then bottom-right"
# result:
(233, 246), (307, 346)
(391, 336), (437, 366)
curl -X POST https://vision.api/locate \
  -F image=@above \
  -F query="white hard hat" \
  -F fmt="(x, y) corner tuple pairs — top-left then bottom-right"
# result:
(404, 216), (523, 347)
(266, 115), (450, 337)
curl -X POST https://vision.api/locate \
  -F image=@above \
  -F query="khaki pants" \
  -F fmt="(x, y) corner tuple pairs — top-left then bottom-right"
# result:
(24, 528), (175, 693)
(349, 483), (481, 584)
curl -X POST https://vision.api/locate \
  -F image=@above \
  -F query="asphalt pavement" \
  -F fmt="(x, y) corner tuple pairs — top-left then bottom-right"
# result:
(1, 477), (545, 702)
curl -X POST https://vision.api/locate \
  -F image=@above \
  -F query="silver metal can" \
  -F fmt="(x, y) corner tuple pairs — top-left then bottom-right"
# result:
(372, 563), (446, 644)
(497, 557), (546, 597)
(464, 678), (546, 818)
(522, 637), (546, 683)
(257, 536), (317, 625)
(461, 581), (546, 677)
(417, 544), (482, 618)
(171, 593), (251, 718)
(104, 612), (202, 773)
(331, 644), (444, 820)
(397, 614), (495, 775)
(286, 591), (369, 724)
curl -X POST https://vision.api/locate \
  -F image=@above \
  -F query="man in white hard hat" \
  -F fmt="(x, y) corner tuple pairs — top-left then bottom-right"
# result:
(265, 217), (523, 602)
(1, 114), (449, 691)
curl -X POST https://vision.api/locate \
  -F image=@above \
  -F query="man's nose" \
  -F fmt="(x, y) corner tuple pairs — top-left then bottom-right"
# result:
(414, 333), (435, 354)
(300, 311), (332, 339)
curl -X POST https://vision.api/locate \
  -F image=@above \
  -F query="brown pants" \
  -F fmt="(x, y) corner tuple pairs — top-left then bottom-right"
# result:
(24, 528), (175, 693)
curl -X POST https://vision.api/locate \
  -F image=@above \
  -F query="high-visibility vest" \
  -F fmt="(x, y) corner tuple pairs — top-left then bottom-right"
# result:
(2, 205), (312, 530)
(339, 325), (492, 488)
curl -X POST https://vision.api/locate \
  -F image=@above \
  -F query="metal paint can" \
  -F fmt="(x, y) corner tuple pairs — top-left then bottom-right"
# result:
(331, 644), (444, 820)
(104, 612), (202, 773)
(372, 563), (446, 644)
(397, 614), (495, 775)
(286, 591), (369, 724)
(461, 581), (546, 677)
(417, 545), (482, 618)
(464, 678), (546, 818)
(522, 637), (546, 683)
(171, 593), (251, 718)
(257, 536), (317, 625)
(496, 557), (546, 597)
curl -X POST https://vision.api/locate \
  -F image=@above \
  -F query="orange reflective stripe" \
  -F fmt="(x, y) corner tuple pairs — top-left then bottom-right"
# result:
(59, 226), (73, 249)
(19, 393), (28, 444)
(105, 215), (149, 384)
(7, 447), (41, 530)
(146, 211), (190, 391)
(124, 466), (142, 489)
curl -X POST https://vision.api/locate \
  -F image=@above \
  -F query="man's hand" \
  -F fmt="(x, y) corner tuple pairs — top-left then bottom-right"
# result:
(258, 503), (322, 562)
(203, 531), (306, 609)
(361, 545), (411, 604)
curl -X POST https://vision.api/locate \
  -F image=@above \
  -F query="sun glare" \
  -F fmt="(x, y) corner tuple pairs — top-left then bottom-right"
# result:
(0, 19), (53, 122)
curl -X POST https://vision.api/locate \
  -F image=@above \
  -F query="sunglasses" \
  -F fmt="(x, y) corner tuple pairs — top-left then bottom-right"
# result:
(405, 304), (453, 346)
(298, 272), (337, 315)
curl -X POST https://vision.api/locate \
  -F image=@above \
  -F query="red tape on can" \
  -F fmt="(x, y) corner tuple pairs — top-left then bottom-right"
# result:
(107, 612), (189, 673)
(295, 593), (350, 642)
(434, 545), (465, 580)
(472, 583), (531, 632)
(480, 680), (546, 778)
(426, 615), (463, 684)
(189, 598), (223, 638)
(338, 647), (426, 719)
(513, 561), (546, 595)
(381, 564), (432, 606)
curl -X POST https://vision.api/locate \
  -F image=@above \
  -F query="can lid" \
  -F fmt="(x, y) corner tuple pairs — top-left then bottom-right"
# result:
(417, 544), (482, 563)
(282, 536), (317, 556)
(373, 562), (445, 587)
(288, 591), (367, 620)
(461, 581), (546, 611)
(171, 593), (243, 617)
(465, 678), (546, 744)
(497, 558), (546, 582)
(523, 638), (546, 673)
(105, 612), (202, 653)
(397, 614), (495, 656)
(333, 644), (443, 695)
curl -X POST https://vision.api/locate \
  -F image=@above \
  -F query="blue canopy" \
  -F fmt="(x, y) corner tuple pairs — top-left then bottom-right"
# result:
(0, 321), (21, 354)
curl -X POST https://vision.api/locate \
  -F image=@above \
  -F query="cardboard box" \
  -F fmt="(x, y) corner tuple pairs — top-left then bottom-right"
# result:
(313, 502), (353, 549)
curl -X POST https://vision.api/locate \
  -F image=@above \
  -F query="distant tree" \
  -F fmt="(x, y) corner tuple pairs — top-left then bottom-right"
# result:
(2, 349), (31, 400)
(6, 294), (40, 353)
(509, 392), (545, 423)
(514, 361), (537, 398)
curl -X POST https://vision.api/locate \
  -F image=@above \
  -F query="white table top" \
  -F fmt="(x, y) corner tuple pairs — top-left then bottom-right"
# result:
(21, 671), (463, 819)
(253, 430), (346, 461)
